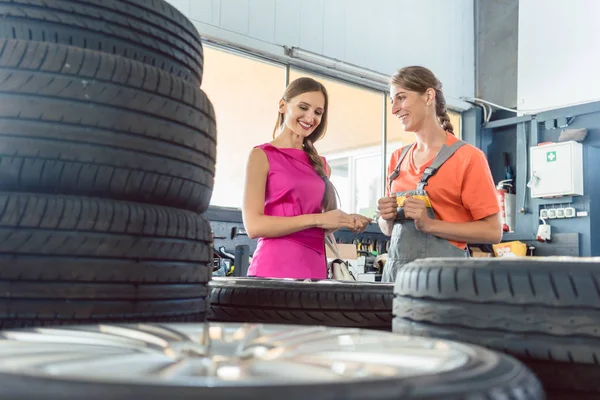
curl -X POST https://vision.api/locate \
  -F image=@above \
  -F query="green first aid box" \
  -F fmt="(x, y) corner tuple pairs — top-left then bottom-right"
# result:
(529, 141), (583, 198)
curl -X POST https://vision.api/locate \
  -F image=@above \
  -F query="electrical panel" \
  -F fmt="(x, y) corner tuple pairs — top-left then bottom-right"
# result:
(529, 141), (583, 198)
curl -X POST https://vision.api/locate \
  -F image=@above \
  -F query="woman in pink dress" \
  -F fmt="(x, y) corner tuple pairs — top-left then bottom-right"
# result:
(242, 77), (371, 279)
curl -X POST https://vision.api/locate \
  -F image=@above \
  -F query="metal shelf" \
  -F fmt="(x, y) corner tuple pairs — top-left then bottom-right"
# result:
(502, 232), (535, 241)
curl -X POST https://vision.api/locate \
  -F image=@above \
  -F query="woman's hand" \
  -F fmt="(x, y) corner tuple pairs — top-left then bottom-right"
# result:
(377, 197), (398, 221)
(316, 209), (357, 230)
(348, 214), (372, 233)
(403, 196), (433, 232)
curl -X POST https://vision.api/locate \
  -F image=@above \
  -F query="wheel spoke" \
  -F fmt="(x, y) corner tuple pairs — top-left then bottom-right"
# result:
(130, 324), (191, 343)
(244, 359), (344, 381)
(41, 353), (168, 376)
(0, 349), (126, 370)
(152, 358), (191, 378)
(0, 328), (152, 350)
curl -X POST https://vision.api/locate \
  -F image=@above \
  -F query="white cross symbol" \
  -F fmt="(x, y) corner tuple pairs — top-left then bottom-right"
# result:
(548, 153), (556, 161)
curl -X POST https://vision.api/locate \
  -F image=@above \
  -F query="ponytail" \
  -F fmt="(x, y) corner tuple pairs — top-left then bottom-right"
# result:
(303, 139), (338, 211)
(434, 88), (454, 135)
(437, 110), (454, 135)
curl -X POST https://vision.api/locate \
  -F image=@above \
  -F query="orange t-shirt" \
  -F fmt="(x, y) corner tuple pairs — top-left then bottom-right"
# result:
(387, 132), (500, 249)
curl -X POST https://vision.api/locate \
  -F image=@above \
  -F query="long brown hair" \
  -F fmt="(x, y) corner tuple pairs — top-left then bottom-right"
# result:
(273, 77), (337, 211)
(390, 66), (454, 135)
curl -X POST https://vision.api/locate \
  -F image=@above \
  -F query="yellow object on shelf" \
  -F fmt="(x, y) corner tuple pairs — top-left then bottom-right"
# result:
(492, 241), (527, 257)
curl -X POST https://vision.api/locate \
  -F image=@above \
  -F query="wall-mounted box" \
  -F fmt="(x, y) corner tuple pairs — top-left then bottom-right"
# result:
(529, 141), (583, 198)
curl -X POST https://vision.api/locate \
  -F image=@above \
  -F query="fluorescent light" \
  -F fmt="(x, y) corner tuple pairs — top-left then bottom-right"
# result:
(286, 47), (391, 86)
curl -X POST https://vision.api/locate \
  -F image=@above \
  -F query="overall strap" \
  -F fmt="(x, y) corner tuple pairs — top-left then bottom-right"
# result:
(387, 145), (412, 195)
(417, 140), (466, 191)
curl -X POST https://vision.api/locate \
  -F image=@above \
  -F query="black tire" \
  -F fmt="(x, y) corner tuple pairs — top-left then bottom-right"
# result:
(0, 322), (545, 399)
(0, 39), (216, 212)
(0, 191), (212, 281)
(9, 313), (206, 329)
(0, 191), (211, 326)
(0, 282), (206, 300)
(0, 0), (203, 85)
(208, 277), (394, 330)
(393, 257), (600, 395)
(0, 298), (207, 327)
(546, 391), (599, 400)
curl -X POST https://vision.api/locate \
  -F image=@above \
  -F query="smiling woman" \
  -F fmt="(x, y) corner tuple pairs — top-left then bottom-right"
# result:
(241, 77), (371, 280)
(289, 69), (386, 217)
(377, 66), (501, 283)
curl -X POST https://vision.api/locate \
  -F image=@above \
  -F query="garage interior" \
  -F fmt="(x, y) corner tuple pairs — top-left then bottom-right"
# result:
(195, 0), (600, 265)
(0, 0), (596, 399)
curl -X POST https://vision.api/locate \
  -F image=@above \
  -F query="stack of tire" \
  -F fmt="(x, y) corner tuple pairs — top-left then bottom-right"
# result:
(0, 0), (216, 328)
(393, 258), (600, 399)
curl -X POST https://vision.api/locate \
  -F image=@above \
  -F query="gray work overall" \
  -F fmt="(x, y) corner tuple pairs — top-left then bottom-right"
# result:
(382, 141), (470, 283)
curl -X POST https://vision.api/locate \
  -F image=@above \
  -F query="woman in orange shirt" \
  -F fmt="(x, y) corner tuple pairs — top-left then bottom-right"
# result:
(377, 66), (502, 283)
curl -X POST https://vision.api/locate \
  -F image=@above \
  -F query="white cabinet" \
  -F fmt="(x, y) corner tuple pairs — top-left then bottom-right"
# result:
(529, 141), (583, 198)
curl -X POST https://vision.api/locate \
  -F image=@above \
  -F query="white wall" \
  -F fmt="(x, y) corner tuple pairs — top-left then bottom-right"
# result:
(518, 0), (600, 111)
(167, 0), (475, 104)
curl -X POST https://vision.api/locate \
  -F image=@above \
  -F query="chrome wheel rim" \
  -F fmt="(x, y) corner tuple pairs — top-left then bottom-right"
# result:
(0, 323), (469, 386)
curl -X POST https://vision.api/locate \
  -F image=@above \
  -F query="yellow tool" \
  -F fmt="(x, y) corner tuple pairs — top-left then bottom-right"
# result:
(395, 194), (432, 208)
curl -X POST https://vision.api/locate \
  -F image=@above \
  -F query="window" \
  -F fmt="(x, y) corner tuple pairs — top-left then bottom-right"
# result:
(354, 152), (383, 217)
(289, 69), (384, 216)
(321, 147), (383, 218)
(328, 158), (350, 211)
(202, 46), (285, 208)
(201, 45), (463, 211)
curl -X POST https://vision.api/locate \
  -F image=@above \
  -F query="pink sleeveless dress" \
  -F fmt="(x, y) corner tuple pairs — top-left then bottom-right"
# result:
(247, 143), (327, 279)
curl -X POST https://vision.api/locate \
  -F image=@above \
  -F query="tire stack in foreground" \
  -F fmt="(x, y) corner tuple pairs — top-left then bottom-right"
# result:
(0, 0), (216, 327)
(393, 258), (600, 399)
